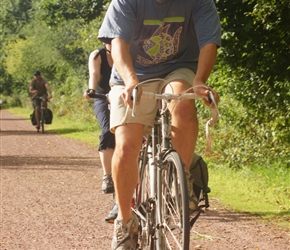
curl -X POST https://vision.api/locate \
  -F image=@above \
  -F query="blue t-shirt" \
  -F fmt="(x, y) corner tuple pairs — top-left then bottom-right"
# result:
(98, 0), (221, 85)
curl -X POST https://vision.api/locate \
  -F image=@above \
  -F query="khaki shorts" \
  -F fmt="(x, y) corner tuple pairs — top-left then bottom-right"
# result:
(109, 68), (195, 134)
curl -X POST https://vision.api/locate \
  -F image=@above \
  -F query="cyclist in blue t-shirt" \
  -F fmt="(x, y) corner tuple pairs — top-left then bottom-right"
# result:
(98, 0), (221, 248)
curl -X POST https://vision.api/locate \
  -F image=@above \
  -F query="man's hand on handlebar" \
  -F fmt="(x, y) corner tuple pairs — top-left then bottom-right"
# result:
(84, 89), (109, 101)
(122, 85), (142, 108)
(193, 84), (219, 108)
(84, 89), (95, 99)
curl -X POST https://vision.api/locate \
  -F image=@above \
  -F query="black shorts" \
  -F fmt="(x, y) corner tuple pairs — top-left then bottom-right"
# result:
(94, 97), (115, 151)
(32, 94), (48, 107)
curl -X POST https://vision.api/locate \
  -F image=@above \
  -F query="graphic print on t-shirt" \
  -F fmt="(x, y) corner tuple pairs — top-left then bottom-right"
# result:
(137, 17), (184, 66)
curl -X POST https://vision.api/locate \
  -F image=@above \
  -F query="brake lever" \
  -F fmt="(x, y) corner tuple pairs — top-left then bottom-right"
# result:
(132, 86), (138, 117)
(208, 90), (221, 118)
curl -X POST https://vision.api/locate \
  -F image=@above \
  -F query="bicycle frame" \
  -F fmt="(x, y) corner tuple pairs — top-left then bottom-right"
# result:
(39, 100), (45, 133)
(32, 96), (46, 133)
(135, 97), (191, 249)
(148, 99), (175, 199)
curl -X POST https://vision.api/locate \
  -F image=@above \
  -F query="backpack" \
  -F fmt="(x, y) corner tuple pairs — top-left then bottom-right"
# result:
(190, 153), (210, 201)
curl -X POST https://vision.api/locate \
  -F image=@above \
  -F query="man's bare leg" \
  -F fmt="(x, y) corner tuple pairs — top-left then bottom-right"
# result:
(35, 106), (40, 127)
(112, 123), (144, 223)
(164, 81), (198, 171)
(42, 98), (48, 109)
(165, 80), (199, 211)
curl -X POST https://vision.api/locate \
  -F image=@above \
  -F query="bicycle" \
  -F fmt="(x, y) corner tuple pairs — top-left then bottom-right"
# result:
(131, 84), (220, 250)
(31, 96), (49, 133)
(87, 87), (219, 249)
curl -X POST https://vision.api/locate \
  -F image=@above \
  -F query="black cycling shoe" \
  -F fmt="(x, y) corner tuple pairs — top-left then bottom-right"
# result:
(105, 203), (118, 223)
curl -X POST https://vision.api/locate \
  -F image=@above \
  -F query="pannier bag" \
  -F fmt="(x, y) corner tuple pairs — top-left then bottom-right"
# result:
(30, 111), (37, 125)
(30, 109), (53, 125)
(45, 109), (53, 124)
(190, 153), (210, 199)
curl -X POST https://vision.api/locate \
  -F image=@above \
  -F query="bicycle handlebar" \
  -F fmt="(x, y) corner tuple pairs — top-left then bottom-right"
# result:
(84, 89), (109, 101)
(132, 87), (220, 155)
(132, 88), (220, 126)
(87, 93), (108, 100)
(31, 96), (50, 102)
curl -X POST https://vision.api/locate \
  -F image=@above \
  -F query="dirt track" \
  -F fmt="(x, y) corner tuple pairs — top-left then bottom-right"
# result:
(0, 109), (289, 250)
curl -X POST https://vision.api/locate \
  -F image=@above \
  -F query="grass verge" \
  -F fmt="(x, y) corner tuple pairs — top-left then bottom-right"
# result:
(207, 162), (290, 229)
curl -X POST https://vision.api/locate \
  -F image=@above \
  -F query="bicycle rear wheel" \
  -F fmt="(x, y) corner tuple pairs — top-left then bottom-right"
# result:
(156, 151), (190, 250)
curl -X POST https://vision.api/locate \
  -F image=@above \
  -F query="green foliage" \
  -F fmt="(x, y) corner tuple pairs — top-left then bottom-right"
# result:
(38, 0), (109, 26)
(217, 0), (290, 83)
(0, 63), (14, 95)
(1, 0), (105, 96)
(0, 0), (32, 34)
(75, 16), (106, 54)
(3, 94), (24, 107)
(224, 67), (290, 131)
(3, 18), (90, 95)
(5, 37), (35, 80)
(196, 82), (289, 169)
(216, 0), (290, 136)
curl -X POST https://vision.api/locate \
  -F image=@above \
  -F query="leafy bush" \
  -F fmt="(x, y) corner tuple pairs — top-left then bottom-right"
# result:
(4, 95), (24, 107)
(196, 67), (290, 170)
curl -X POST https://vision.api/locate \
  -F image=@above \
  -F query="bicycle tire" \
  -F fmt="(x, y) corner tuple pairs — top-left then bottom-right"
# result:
(135, 138), (156, 249)
(40, 109), (45, 133)
(156, 151), (190, 250)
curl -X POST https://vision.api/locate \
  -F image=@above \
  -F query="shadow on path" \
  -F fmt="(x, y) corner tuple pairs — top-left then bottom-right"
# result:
(1, 155), (98, 171)
(199, 198), (290, 224)
(0, 117), (29, 121)
(0, 130), (55, 135)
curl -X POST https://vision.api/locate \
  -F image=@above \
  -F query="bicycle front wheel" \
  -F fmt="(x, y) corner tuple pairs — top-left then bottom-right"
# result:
(40, 109), (45, 133)
(135, 138), (156, 249)
(156, 151), (190, 250)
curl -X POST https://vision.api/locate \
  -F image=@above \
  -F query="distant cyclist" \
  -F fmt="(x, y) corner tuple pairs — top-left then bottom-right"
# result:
(29, 71), (52, 129)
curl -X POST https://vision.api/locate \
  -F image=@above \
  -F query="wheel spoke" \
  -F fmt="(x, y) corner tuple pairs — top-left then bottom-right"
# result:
(156, 152), (189, 250)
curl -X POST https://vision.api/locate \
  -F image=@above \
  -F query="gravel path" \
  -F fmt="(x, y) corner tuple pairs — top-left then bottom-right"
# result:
(1, 109), (289, 250)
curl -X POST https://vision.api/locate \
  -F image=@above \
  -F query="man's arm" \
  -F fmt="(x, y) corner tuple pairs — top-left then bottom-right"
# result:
(29, 82), (37, 96)
(194, 43), (217, 85)
(111, 38), (140, 107)
(193, 43), (219, 106)
(44, 81), (52, 98)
